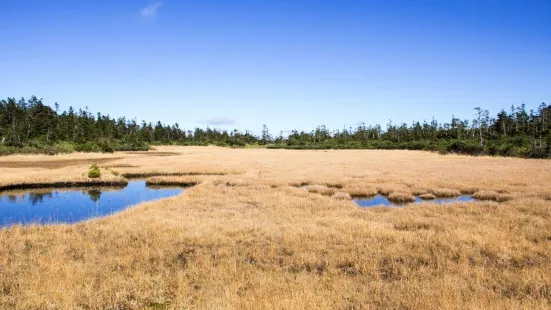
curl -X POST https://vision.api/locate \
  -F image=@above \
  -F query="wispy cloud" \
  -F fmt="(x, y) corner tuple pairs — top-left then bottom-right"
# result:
(141, 1), (163, 18)
(200, 117), (237, 126)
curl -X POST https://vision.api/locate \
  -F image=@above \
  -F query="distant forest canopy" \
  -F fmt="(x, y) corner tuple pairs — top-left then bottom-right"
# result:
(1, 96), (550, 158)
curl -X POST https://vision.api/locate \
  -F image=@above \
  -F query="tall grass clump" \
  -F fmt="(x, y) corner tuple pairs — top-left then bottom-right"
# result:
(377, 184), (410, 196)
(388, 192), (416, 203)
(419, 193), (436, 200)
(147, 176), (202, 187)
(88, 164), (101, 178)
(430, 188), (461, 197)
(331, 192), (352, 200)
(344, 184), (378, 197)
(307, 185), (336, 196)
(411, 187), (429, 195)
(473, 190), (512, 202)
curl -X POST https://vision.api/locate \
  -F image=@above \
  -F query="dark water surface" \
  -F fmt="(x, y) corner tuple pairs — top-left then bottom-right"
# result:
(355, 194), (474, 207)
(0, 181), (182, 227)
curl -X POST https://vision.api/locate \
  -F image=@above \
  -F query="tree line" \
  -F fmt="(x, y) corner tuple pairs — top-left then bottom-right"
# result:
(1, 96), (550, 158)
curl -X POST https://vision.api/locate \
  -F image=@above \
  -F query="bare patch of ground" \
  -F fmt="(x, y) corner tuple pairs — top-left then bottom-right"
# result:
(0, 157), (121, 169)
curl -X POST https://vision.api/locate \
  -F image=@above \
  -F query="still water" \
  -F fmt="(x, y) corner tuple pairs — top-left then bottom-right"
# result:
(0, 181), (182, 227)
(354, 194), (474, 207)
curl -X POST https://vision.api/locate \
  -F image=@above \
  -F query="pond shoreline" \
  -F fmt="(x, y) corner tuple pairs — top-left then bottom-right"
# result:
(0, 179), (129, 193)
(0, 180), (185, 227)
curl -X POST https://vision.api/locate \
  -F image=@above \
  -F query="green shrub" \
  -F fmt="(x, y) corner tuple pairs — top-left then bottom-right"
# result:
(446, 140), (485, 155)
(75, 142), (102, 153)
(88, 164), (101, 178)
(98, 141), (115, 153)
(214, 141), (229, 147)
(27, 139), (46, 149)
(52, 142), (77, 154)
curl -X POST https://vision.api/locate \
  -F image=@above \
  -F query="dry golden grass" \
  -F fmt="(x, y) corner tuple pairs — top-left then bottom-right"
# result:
(102, 163), (140, 168)
(430, 187), (462, 197)
(388, 191), (416, 203)
(0, 156), (121, 169)
(331, 192), (352, 200)
(419, 193), (437, 200)
(121, 170), (235, 179)
(0, 153), (123, 169)
(342, 183), (378, 197)
(473, 190), (513, 202)
(1, 147), (551, 309)
(377, 183), (411, 196)
(146, 175), (204, 187)
(124, 151), (181, 156)
(0, 173), (127, 192)
(306, 184), (336, 196)
(411, 186), (430, 195)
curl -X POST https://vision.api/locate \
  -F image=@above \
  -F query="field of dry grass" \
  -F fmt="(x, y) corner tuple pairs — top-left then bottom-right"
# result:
(1, 146), (550, 309)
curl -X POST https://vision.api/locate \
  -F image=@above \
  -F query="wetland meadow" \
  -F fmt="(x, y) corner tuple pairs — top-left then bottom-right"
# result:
(1, 146), (550, 309)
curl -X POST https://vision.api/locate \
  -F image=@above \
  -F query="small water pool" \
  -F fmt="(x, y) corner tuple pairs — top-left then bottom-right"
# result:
(355, 194), (474, 207)
(0, 181), (183, 227)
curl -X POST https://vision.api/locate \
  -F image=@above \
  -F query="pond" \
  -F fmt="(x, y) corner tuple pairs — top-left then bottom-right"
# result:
(355, 194), (474, 207)
(0, 181), (183, 227)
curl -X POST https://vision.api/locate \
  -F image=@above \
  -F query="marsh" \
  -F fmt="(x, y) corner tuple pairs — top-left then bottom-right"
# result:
(0, 147), (550, 309)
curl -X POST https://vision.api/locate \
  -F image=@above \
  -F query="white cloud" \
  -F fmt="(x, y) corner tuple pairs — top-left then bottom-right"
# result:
(200, 117), (237, 126)
(141, 1), (163, 18)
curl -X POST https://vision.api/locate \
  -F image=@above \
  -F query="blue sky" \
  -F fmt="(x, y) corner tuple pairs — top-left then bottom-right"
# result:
(1, 0), (550, 134)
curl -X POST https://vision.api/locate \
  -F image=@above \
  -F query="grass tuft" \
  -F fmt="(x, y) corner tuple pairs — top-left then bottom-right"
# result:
(377, 184), (411, 196)
(343, 184), (378, 197)
(393, 220), (442, 231)
(307, 184), (336, 196)
(146, 176), (202, 187)
(419, 193), (436, 200)
(323, 181), (344, 189)
(332, 192), (352, 200)
(473, 190), (513, 202)
(388, 192), (416, 203)
(430, 188), (461, 197)
(411, 187), (429, 195)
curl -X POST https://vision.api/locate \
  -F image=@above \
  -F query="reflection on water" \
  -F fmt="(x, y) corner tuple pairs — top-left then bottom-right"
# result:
(0, 181), (183, 227)
(87, 189), (102, 202)
(355, 194), (474, 207)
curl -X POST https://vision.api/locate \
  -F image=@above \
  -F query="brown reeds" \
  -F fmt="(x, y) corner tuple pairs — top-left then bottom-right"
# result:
(430, 188), (462, 197)
(473, 190), (513, 202)
(342, 184), (378, 197)
(146, 176), (203, 187)
(331, 192), (352, 200)
(419, 193), (436, 200)
(388, 192), (416, 203)
(306, 184), (336, 196)
(378, 184), (411, 196)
